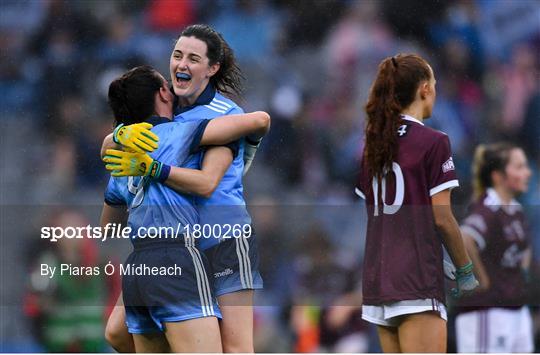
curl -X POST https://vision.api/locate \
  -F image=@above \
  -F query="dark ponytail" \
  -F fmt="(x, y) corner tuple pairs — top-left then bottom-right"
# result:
(108, 65), (163, 126)
(364, 54), (431, 178)
(179, 24), (244, 98)
(472, 143), (517, 199)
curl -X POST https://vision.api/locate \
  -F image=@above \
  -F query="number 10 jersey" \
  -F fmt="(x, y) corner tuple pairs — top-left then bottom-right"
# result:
(356, 115), (459, 305)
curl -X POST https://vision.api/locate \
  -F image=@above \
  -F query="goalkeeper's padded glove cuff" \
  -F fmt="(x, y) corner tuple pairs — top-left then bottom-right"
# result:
(148, 160), (171, 183)
(157, 163), (171, 183)
(112, 124), (125, 144)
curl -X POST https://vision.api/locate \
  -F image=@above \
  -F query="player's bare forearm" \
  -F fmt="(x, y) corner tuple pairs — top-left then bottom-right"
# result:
(432, 190), (471, 268)
(201, 111), (270, 145)
(164, 146), (233, 198)
(463, 234), (490, 290)
(438, 216), (471, 268)
(165, 168), (215, 197)
(101, 133), (121, 158)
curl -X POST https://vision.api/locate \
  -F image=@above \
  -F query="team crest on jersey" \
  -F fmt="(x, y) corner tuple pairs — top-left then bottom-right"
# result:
(442, 157), (455, 173)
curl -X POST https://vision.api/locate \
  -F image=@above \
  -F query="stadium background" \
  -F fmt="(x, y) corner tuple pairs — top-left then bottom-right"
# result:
(1, 0), (539, 352)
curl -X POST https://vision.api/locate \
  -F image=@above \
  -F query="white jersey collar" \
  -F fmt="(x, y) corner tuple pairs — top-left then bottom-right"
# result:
(485, 188), (521, 214)
(400, 114), (424, 126)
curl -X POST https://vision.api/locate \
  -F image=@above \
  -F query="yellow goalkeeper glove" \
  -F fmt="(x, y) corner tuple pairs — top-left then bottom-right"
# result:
(103, 149), (170, 182)
(113, 123), (159, 153)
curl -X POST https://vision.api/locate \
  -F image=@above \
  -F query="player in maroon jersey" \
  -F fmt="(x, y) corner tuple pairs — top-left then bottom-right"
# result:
(356, 54), (479, 352)
(456, 143), (533, 352)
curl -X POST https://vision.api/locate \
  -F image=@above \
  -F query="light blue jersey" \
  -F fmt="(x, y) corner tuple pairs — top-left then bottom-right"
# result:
(174, 84), (251, 250)
(104, 117), (208, 241)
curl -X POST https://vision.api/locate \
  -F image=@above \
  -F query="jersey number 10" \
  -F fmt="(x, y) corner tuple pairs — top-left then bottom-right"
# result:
(372, 162), (404, 216)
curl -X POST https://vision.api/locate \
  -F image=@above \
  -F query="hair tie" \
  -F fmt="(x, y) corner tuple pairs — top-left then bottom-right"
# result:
(391, 57), (398, 68)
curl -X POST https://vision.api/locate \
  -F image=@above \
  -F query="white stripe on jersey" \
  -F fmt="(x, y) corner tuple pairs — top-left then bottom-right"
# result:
(429, 179), (459, 196)
(205, 104), (227, 114)
(208, 100), (229, 111)
(212, 98), (232, 108)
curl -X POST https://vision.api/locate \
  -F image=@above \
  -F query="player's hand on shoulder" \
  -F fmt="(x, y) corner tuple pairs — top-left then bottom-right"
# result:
(103, 149), (155, 177)
(113, 122), (159, 153)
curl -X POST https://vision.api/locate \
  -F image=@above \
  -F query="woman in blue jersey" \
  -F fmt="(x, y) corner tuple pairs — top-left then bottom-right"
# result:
(102, 24), (265, 352)
(100, 65), (269, 352)
(170, 24), (264, 353)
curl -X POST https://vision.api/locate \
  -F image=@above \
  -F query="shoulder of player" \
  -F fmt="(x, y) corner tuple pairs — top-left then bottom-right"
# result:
(413, 123), (448, 141)
(153, 120), (201, 138)
(150, 120), (179, 134)
(470, 196), (496, 215)
(461, 198), (495, 235)
(406, 123), (449, 153)
(204, 93), (242, 114)
(481, 189), (524, 214)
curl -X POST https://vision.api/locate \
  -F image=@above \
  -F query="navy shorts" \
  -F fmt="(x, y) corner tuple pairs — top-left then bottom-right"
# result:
(204, 232), (263, 297)
(122, 236), (221, 334)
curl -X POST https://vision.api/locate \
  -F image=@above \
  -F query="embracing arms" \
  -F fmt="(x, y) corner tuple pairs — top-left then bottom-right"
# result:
(101, 111), (270, 197)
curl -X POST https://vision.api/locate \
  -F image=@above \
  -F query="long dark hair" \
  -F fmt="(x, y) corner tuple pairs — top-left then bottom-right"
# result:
(364, 54), (432, 178)
(108, 65), (162, 126)
(472, 143), (517, 199)
(179, 24), (244, 98)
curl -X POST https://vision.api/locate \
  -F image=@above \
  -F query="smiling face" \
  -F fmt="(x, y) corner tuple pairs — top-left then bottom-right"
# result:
(169, 36), (220, 106)
(500, 148), (531, 196)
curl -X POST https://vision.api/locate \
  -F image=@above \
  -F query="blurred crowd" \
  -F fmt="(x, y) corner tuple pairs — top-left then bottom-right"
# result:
(1, 0), (539, 352)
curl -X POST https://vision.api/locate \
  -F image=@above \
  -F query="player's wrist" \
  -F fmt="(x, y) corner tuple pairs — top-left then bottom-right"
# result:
(456, 261), (474, 277)
(148, 160), (170, 183)
(112, 124), (125, 144)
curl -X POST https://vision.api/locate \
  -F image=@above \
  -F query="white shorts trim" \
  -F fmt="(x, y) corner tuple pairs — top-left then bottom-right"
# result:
(362, 298), (447, 327)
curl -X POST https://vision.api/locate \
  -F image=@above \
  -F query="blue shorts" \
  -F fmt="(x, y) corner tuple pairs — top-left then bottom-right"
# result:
(122, 236), (221, 334)
(204, 232), (263, 297)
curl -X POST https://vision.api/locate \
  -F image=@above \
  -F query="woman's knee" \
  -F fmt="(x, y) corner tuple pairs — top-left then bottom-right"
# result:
(105, 308), (133, 352)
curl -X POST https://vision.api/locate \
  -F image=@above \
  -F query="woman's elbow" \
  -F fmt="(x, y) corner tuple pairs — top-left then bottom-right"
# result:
(255, 111), (271, 132)
(433, 215), (452, 231)
(199, 180), (220, 198)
